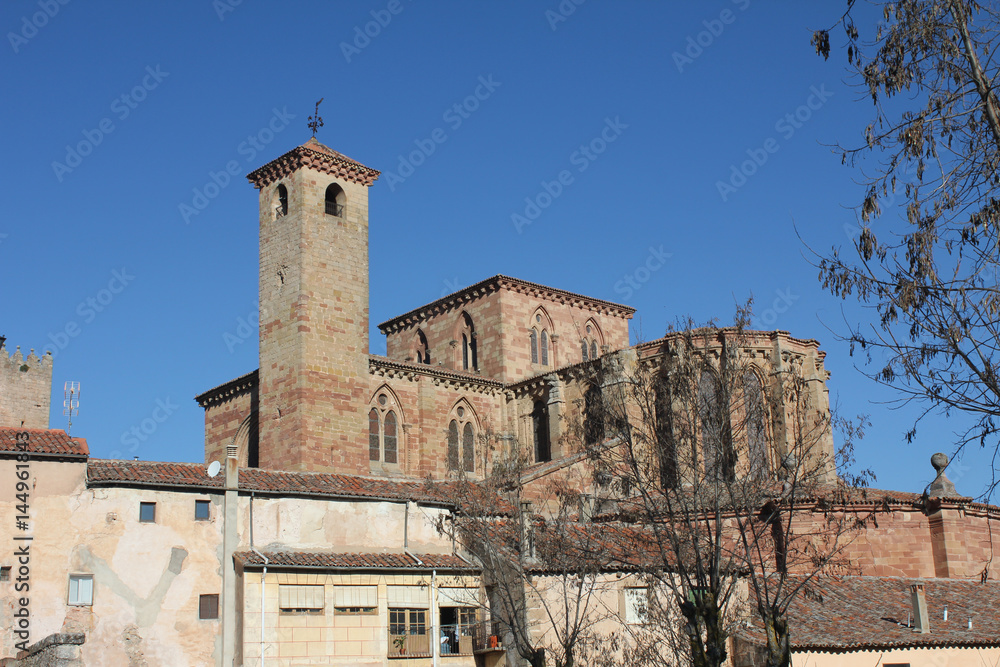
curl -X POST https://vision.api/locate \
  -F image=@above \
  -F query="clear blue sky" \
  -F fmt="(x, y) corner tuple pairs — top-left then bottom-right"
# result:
(1, 1), (985, 497)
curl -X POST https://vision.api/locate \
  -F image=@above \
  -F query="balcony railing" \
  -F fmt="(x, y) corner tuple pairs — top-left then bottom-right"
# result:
(324, 200), (344, 217)
(389, 624), (503, 658)
(469, 621), (504, 653)
(439, 624), (474, 656)
(388, 632), (430, 658)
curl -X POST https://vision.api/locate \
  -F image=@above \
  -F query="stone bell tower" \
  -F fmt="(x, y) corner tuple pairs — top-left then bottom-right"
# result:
(246, 138), (380, 473)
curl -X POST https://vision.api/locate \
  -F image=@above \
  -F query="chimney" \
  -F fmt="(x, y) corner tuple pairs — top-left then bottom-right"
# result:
(910, 584), (930, 633)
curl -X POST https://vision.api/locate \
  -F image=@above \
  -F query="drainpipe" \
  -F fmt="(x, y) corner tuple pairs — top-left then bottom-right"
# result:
(250, 492), (269, 665)
(222, 450), (239, 667)
(432, 569), (439, 667)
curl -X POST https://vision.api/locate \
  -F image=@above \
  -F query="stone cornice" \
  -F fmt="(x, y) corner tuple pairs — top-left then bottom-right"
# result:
(377, 275), (636, 335)
(246, 139), (380, 189)
(369, 356), (503, 393)
(194, 369), (258, 407)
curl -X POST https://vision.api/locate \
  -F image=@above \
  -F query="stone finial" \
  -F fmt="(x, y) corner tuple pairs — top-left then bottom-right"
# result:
(928, 452), (958, 497)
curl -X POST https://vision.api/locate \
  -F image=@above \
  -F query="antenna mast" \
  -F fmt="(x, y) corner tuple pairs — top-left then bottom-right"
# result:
(63, 381), (80, 434)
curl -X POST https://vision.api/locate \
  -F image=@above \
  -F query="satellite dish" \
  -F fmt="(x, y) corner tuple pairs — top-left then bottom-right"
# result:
(207, 461), (221, 478)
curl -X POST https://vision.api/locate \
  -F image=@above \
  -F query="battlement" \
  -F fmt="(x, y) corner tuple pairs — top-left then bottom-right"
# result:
(0, 338), (53, 429)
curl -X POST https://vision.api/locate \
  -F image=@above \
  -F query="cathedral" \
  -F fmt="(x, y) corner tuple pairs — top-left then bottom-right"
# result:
(1, 138), (999, 666)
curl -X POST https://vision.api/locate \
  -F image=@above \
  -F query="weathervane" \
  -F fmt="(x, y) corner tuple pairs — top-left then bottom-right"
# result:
(308, 98), (325, 137)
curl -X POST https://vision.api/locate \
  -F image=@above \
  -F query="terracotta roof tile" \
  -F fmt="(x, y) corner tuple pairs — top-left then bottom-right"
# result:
(377, 274), (635, 334)
(86, 459), (460, 505)
(235, 550), (475, 571)
(739, 575), (1000, 650)
(0, 427), (88, 457)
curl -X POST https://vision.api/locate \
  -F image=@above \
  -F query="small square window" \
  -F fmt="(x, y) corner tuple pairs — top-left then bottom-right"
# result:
(199, 594), (219, 620)
(0, 566), (10, 582)
(195, 500), (211, 520)
(139, 502), (156, 523)
(68, 574), (93, 606)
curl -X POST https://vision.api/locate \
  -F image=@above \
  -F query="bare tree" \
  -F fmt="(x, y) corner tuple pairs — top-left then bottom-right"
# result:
(810, 1), (1000, 496)
(583, 305), (875, 667)
(433, 439), (621, 667)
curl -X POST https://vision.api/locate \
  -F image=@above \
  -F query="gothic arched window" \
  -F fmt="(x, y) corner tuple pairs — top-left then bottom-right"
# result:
(384, 411), (398, 464)
(368, 409), (380, 462)
(530, 330), (538, 364)
(459, 313), (477, 371)
(655, 380), (677, 488)
(448, 420), (460, 470)
(369, 390), (404, 467)
(462, 422), (475, 472)
(744, 371), (769, 480)
(541, 331), (549, 366)
(584, 385), (604, 445)
(533, 400), (551, 462)
(699, 372), (733, 481)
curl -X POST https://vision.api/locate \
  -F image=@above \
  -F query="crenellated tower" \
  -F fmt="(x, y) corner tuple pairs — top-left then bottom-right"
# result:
(0, 338), (53, 429)
(246, 138), (380, 473)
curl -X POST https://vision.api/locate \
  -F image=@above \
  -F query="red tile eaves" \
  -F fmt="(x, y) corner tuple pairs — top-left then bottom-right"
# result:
(0, 427), (88, 457)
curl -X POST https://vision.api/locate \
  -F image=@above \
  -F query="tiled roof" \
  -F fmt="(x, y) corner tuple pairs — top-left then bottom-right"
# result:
(0, 427), (88, 458)
(377, 274), (635, 334)
(194, 369), (257, 407)
(246, 138), (380, 188)
(235, 550), (476, 571)
(739, 575), (1000, 651)
(88, 459), (222, 488)
(86, 459), (458, 505)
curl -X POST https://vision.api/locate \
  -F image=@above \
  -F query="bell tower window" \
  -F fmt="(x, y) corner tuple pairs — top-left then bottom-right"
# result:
(325, 183), (345, 217)
(275, 184), (288, 218)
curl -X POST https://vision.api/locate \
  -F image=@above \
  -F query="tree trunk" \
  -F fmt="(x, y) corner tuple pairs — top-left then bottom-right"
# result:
(764, 613), (790, 667)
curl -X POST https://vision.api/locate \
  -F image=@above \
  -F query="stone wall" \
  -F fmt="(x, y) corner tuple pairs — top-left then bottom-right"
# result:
(257, 165), (373, 475)
(2, 633), (84, 667)
(0, 343), (52, 430)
